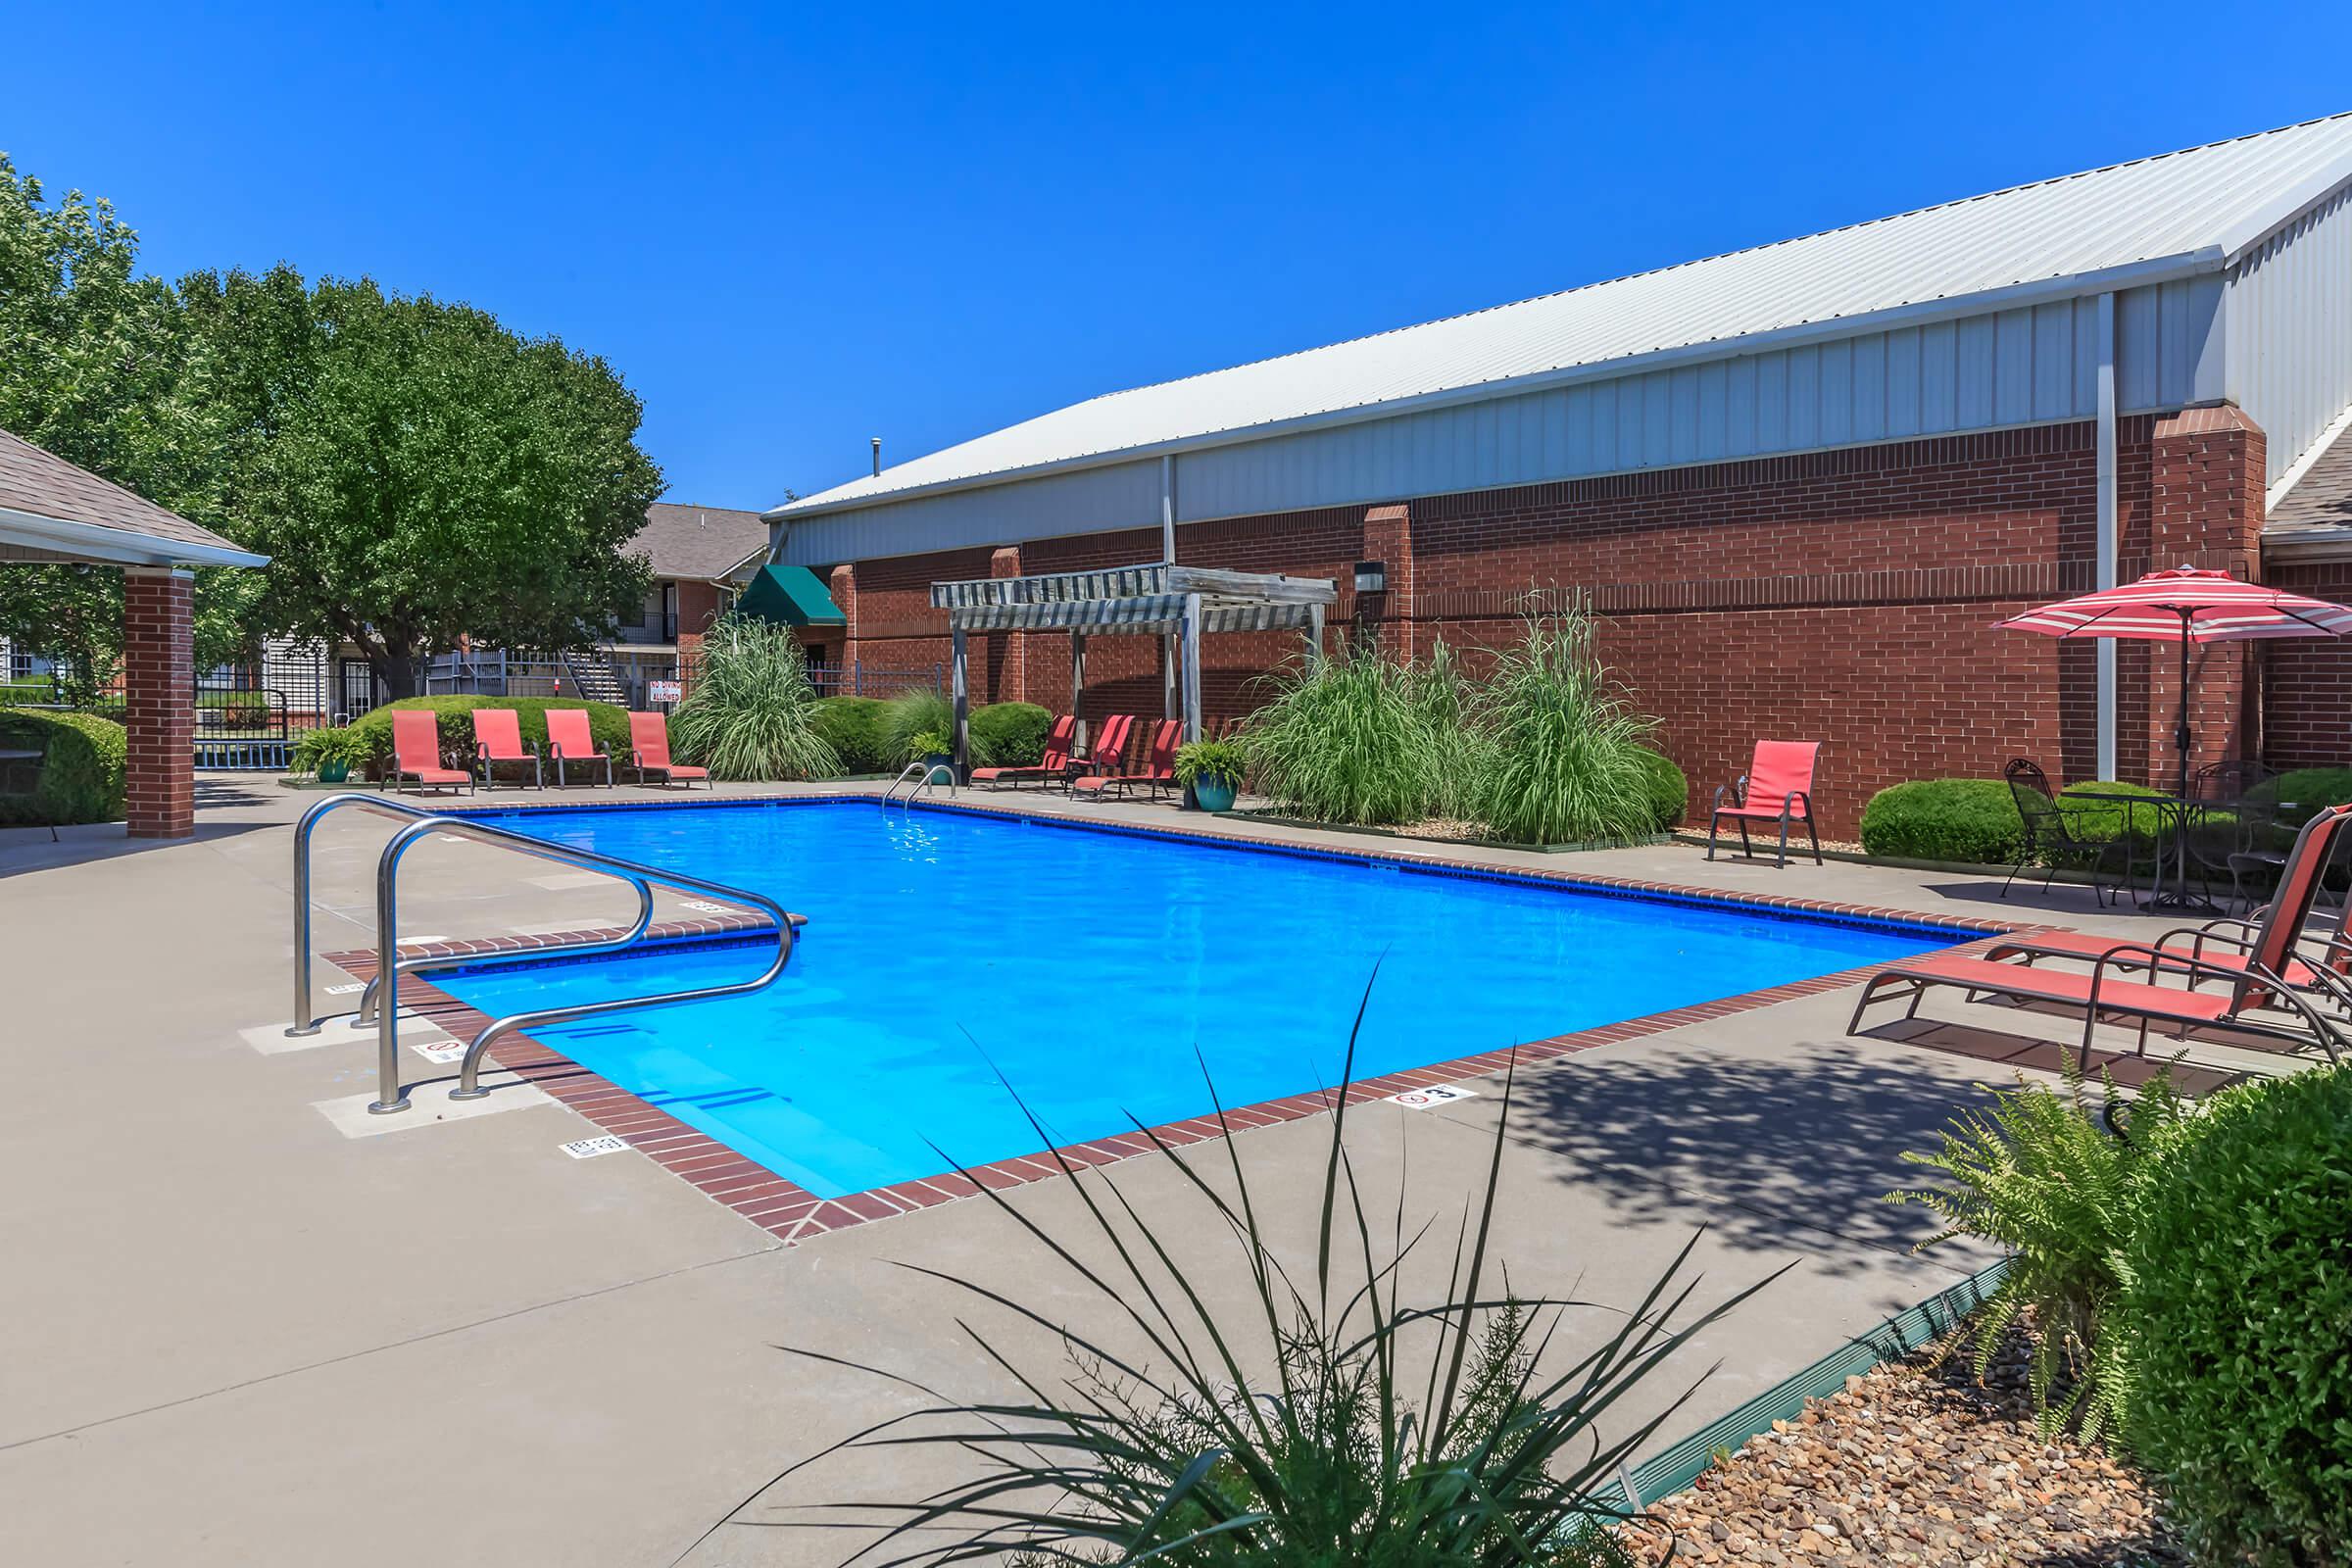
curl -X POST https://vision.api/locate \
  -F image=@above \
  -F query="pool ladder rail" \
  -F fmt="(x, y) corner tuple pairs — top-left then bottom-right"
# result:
(288, 792), (796, 1115)
(883, 760), (957, 808)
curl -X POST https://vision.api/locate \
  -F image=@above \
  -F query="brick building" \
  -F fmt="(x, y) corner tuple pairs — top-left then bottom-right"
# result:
(768, 116), (2352, 832)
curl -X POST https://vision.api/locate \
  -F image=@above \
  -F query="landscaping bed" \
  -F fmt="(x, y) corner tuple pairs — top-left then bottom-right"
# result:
(1615, 1324), (2180, 1566)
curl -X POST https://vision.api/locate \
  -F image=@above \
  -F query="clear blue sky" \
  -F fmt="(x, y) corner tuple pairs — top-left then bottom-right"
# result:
(10, 2), (2350, 512)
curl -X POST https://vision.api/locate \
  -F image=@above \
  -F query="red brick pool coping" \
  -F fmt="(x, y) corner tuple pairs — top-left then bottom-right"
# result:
(329, 789), (2035, 1246)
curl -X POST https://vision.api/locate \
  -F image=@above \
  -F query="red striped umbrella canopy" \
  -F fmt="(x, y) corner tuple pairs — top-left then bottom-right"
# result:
(1997, 566), (2352, 641)
(1999, 566), (2352, 796)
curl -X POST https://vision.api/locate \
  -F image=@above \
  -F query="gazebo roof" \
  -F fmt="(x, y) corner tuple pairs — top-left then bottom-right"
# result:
(930, 563), (1336, 635)
(0, 428), (267, 567)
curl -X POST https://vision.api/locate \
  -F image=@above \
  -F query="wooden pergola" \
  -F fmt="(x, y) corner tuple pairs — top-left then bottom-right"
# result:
(929, 563), (1338, 776)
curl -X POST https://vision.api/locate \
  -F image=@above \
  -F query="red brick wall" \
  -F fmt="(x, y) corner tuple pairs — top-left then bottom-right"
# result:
(122, 567), (194, 839)
(825, 414), (2277, 833)
(2263, 560), (2352, 768)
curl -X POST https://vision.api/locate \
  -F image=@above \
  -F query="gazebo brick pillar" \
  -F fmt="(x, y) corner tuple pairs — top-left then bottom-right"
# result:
(2146, 406), (2267, 780)
(990, 547), (1024, 702)
(1361, 504), (1414, 661)
(122, 566), (195, 839)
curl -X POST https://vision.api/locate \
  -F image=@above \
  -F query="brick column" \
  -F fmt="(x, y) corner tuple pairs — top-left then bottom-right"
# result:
(1360, 504), (1415, 660)
(828, 564), (858, 664)
(122, 566), (194, 839)
(989, 547), (1024, 702)
(2145, 406), (2266, 786)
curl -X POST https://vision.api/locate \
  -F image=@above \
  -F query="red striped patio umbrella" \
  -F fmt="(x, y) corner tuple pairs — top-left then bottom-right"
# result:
(1999, 565), (2352, 796)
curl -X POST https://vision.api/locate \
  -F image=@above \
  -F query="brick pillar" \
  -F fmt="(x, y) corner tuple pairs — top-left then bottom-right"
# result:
(122, 566), (194, 839)
(1360, 504), (1415, 661)
(676, 634), (705, 697)
(828, 564), (858, 664)
(2145, 406), (2267, 787)
(989, 547), (1024, 702)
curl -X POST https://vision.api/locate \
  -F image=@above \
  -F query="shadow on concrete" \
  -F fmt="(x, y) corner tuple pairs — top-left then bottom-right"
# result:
(0, 775), (279, 878)
(1504, 1038), (1998, 1268)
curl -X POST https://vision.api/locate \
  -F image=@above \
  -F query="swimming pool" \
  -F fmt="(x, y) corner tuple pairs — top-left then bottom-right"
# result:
(433, 801), (1965, 1198)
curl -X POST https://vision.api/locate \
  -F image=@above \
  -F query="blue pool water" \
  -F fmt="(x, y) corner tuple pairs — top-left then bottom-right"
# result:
(435, 802), (1962, 1197)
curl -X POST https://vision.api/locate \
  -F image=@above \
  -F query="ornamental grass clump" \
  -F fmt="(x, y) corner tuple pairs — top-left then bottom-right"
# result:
(665, 614), (839, 781)
(1242, 641), (1446, 825)
(710, 979), (1779, 1567)
(1472, 607), (1660, 848)
(1886, 1060), (2191, 1442)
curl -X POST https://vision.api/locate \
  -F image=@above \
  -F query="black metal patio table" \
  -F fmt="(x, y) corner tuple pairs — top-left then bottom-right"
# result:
(2066, 787), (2224, 914)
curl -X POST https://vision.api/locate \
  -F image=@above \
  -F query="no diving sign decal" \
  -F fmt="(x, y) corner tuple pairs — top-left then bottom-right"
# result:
(1386, 1084), (1478, 1109)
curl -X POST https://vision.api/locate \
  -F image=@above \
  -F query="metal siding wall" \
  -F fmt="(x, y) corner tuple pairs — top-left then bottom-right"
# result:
(777, 457), (1160, 565)
(2229, 184), (2352, 481)
(806, 286), (2230, 553)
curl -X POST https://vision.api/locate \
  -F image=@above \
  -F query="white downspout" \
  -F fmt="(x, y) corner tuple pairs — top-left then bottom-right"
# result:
(2096, 291), (2118, 781)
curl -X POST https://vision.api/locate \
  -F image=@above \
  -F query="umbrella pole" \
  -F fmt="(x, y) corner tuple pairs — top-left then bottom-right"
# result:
(2176, 612), (2192, 800)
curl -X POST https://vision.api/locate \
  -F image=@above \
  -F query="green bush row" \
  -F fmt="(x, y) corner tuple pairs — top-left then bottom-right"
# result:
(1897, 1063), (2351, 1564)
(1857, 776), (2172, 864)
(808, 696), (1053, 776)
(0, 708), (127, 825)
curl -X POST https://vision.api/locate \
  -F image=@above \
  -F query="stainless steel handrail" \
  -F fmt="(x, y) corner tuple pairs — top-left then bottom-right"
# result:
(289, 792), (657, 1036)
(883, 760), (956, 807)
(350, 876), (654, 1028)
(369, 814), (795, 1113)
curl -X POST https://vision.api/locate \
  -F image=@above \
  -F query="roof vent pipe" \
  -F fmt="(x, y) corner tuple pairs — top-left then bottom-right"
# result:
(871, 437), (882, 477)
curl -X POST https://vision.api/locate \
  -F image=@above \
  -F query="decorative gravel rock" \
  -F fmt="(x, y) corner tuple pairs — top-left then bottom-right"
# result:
(1614, 1331), (2183, 1566)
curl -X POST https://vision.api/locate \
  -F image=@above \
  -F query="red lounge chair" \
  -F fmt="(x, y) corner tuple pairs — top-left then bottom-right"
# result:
(970, 713), (1075, 790)
(545, 708), (612, 788)
(1708, 740), (1822, 867)
(629, 710), (710, 789)
(383, 710), (472, 795)
(1847, 804), (2352, 1069)
(1072, 718), (1183, 800)
(470, 708), (543, 790)
(1063, 713), (1134, 793)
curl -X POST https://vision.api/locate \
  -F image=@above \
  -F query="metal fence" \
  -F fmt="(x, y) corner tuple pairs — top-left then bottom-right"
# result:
(806, 661), (944, 698)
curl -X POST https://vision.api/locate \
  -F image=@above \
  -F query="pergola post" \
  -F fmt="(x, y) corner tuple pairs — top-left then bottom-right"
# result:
(1307, 603), (1327, 668)
(1179, 593), (1204, 744)
(123, 566), (195, 839)
(949, 625), (970, 782)
(1069, 631), (1088, 753)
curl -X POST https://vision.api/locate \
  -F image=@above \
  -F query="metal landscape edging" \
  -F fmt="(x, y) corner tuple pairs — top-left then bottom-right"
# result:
(1599, 1254), (2012, 1517)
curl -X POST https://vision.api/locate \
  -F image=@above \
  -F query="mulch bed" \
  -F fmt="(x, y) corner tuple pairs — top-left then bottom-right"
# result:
(1614, 1327), (2182, 1566)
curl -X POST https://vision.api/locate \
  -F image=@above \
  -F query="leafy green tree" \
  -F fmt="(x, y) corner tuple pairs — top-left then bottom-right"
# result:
(228, 278), (660, 697)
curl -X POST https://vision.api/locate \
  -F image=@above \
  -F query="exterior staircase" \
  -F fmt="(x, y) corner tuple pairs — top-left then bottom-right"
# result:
(559, 649), (631, 706)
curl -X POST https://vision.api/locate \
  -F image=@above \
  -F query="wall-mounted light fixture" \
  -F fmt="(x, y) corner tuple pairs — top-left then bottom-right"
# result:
(1353, 560), (1387, 595)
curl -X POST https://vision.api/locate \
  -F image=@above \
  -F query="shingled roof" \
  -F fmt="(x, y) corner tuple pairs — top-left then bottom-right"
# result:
(631, 502), (769, 581)
(0, 428), (264, 566)
(2268, 416), (2352, 548)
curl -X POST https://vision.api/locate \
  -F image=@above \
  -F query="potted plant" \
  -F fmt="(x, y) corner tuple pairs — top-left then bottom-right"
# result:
(1175, 737), (1248, 812)
(296, 725), (370, 785)
(908, 728), (955, 772)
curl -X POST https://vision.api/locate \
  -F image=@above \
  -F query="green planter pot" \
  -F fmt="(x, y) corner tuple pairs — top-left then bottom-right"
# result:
(1192, 777), (1238, 812)
(316, 760), (351, 784)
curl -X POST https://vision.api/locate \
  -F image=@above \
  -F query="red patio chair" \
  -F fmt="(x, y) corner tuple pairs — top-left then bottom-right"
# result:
(383, 710), (471, 795)
(1847, 804), (2352, 1070)
(1707, 740), (1822, 867)
(970, 713), (1075, 789)
(1063, 713), (1134, 793)
(1071, 718), (1183, 800)
(469, 708), (543, 790)
(629, 710), (710, 789)
(545, 708), (612, 788)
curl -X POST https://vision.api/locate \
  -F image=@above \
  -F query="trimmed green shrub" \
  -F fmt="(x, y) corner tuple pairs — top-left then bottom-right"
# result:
(2055, 780), (2170, 849)
(1472, 609), (1660, 847)
(2126, 1065), (2352, 1565)
(809, 696), (893, 774)
(667, 616), (837, 781)
(880, 687), (996, 767)
(1858, 778), (2024, 863)
(0, 709), (126, 825)
(969, 702), (1053, 768)
(349, 696), (633, 776)
(1633, 747), (1687, 830)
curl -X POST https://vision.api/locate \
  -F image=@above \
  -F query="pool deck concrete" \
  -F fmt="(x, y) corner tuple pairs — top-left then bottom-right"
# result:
(0, 777), (2301, 1565)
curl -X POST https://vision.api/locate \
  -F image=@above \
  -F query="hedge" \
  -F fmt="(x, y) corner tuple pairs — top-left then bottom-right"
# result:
(970, 703), (1054, 769)
(347, 697), (634, 777)
(809, 696), (894, 774)
(0, 709), (127, 825)
(2127, 1066), (2352, 1565)
(1857, 776), (2177, 864)
(1633, 747), (1688, 830)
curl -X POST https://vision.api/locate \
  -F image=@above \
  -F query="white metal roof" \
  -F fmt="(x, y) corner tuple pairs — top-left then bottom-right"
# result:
(777, 112), (2352, 520)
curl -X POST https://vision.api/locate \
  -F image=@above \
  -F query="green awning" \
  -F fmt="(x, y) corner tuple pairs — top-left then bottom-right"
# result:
(736, 564), (846, 628)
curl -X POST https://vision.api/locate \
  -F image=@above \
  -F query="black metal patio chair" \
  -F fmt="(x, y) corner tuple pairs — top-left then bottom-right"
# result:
(2001, 759), (2130, 906)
